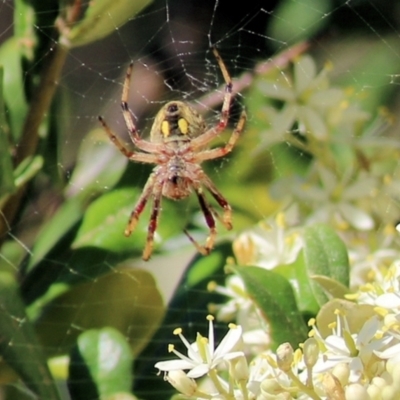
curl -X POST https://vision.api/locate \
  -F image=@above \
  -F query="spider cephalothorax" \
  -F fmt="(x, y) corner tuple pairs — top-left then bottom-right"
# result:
(98, 48), (246, 260)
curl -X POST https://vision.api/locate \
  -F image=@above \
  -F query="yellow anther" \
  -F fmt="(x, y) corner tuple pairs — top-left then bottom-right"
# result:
(173, 328), (182, 335)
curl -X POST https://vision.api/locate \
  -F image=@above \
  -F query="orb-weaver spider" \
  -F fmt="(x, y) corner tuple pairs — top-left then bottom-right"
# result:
(98, 48), (246, 260)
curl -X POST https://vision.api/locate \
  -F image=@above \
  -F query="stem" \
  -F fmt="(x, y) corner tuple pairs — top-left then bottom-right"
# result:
(0, 43), (68, 244)
(15, 45), (68, 166)
(286, 369), (321, 400)
(208, 369), (229, 398)
(237, 379), (249, 400)
(195, 42), (309, 113)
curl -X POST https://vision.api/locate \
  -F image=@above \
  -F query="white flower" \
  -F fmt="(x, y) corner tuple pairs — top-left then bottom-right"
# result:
(311, 312), (389, 383)
(208, 275), (252, 322)
(155, 315), (244, 378)
(275, 163), (376, 231)
(233, 210), (303, 269)
(356, 261), (400, 308)
(256, 54), (369, 147)
(347, 225), (400, 289)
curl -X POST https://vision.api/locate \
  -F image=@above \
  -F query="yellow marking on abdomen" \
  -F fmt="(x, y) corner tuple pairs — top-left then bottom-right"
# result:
(161, 120), (170, 137)
(178, 118), (188, 135)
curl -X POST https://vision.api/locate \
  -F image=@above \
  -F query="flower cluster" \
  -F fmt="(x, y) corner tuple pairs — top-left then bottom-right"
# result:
(156, 262), (400, 399)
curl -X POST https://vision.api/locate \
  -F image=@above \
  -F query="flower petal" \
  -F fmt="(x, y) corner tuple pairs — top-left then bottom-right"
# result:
(155, 359), (196, 372)
(186, 363), (209, 378)
(213, 325), (243, 360)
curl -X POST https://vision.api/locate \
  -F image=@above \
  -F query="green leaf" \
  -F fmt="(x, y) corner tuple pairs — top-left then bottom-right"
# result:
(234, 266), (308, 350)
(0, 66), (15, 199)
(185, 247), (228, 288)
(35, 267), (164, 357)
(72, 188), (144, 252)
(276, 251), (320, 316)
(25, 197), (84, 273)
(303, 224), (350, 306)
(24, 126), (132, 271)
(66, 128), (128, 199)
(0, 37), (29, 141)
(268, 0), (332, 46)
(333, 37), (400, 113)
(310, 275), (350, 300)
(0, 155), (44, 210)
(14, 0), (36, 50)
(13, 155), (44, 188)
(65, 0), (153, 47)
(68, 327), (133, 399)
(0, 272), (61, 399)
(22, 247), (129, 307)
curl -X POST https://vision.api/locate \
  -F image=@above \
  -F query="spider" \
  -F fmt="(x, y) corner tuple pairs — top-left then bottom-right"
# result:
(98, 48), (246, 260)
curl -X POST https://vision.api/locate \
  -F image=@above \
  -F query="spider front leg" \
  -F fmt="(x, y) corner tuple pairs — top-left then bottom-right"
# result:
(189, 48), (234, 151)
(194, 110), (246, 162)
(212, 47), (233, 130)
(98, 116), (159, 163)
(121, 62), (140, 143)
(120, 63), (161, 154)
(184, 187), (217, 255)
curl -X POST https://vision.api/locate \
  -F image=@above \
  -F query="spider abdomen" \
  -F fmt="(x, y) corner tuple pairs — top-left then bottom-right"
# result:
(160, 157), (196, 199)
(162, 179), (192, 200)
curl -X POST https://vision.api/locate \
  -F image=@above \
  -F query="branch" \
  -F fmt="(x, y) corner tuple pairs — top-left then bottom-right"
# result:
(195, 42), (309, 113)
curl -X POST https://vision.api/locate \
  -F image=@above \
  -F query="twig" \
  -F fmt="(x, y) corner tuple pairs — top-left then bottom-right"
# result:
(0, 43), (68, 243)
(195, 42), (309, 113)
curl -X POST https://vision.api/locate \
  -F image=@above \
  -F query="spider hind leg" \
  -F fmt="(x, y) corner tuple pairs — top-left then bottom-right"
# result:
(125, 173), (155, 237)
(184, 187), (217, 255)
(202, 175), (232, 230)
(142, 191), (163, 261)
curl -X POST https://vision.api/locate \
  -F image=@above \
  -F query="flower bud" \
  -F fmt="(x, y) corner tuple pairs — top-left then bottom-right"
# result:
(230, 355), (249, 382)
(345, 383), (370, 400)
(323, 373), (345, 400)
(276, 343), (293, 372)
(166, 370), (197, 396)
(303, 338), (319, 369)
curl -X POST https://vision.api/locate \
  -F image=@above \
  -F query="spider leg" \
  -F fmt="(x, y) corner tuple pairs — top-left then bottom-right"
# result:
(213, 47), (233, 120)
(120, 63), (162, 153)
(201, 174), (232, 230)
(142, 186), (163, 261)
(125, 173), (156, 237)
(193, 110), (246, 162)
(184, 187), (217, 255)
(98, 116), (159, 163)
(121, 62), (140, 143)
(190, 48), (233, 150)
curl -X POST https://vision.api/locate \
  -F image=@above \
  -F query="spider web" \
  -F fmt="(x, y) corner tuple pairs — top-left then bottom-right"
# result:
(1, 0), (400, 398)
